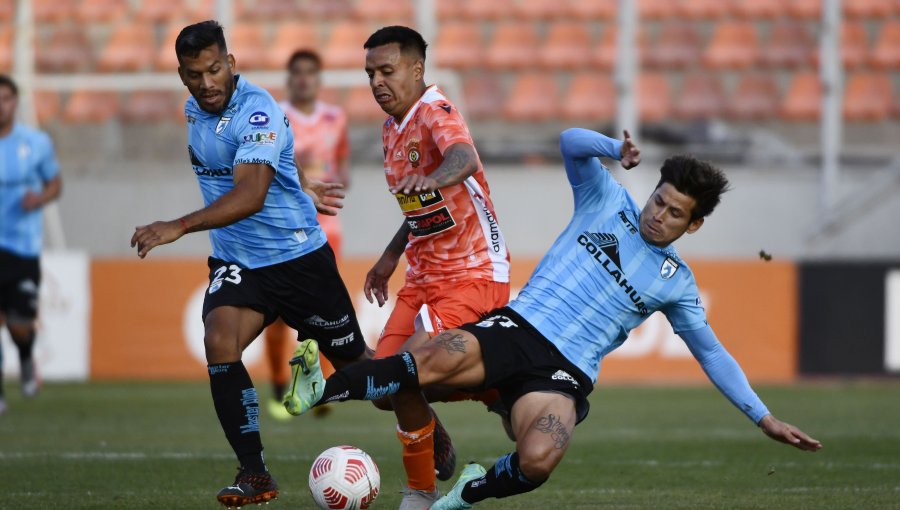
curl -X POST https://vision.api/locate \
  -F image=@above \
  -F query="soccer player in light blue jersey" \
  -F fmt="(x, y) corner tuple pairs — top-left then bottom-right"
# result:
(283, 127), (822, 509)
(129, 21), (371, 508)
(0, 75), (62, 416)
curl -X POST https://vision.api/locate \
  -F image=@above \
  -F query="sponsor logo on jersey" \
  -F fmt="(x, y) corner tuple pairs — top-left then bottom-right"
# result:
(660, 257), (679, 280)
(618, 211), (638, 234)
(551, 370), (579, 387)
(394, 189), (444, 212)
(406, 206), (456, 237)
(242, 131), (277, 144)
(439, 103), (452, 114)
(208, 280), (223, 294)
(283, 115), (290, 127)
(304, 314), (350, 330)
(406, 139), (421, 168)
(186, 115), (196, 124)
(331, 333), (354, 347)
(215, 116), (232, 134)
(476, 315), (518, 328)
(577, 232), (649, 316)
(248, 111), (270, 126)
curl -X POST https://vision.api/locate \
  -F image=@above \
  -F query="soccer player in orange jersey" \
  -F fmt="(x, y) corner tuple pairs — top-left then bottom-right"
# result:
(362, 26), (510, 509)
(264, 49), (350, 419)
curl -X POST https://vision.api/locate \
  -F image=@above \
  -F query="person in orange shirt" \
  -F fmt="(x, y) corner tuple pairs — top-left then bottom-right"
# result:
(362, 26), (510, 510)
(264, 49), (350, 419)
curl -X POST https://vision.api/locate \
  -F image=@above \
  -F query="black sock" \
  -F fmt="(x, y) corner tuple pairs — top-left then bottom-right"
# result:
(316, 352), (419, 406)
(208, 361), (266, 473)
(13, 329), (36, 364)
(460, 453), (543, 503)
(273, 382), (285, 401)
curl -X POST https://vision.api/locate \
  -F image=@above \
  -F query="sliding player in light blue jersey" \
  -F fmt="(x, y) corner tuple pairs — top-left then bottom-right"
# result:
(130, 21), (371, 509)
(282, 127), (822, 509)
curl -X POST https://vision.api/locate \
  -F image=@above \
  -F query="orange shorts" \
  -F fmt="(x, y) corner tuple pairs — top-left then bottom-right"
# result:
(374, 279), (510, 358)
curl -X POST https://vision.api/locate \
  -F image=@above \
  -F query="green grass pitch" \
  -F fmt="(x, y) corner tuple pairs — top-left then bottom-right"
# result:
(1, 381), (898, 509)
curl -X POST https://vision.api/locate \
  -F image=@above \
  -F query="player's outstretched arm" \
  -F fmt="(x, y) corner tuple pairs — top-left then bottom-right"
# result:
(758, 414), (822, 452)
(390, 142), (477, 195)
(559, 128), (640, 187)
(131, 163), (274, 258)
(297, 165), (345, 216)
(364, 221), (409, 307)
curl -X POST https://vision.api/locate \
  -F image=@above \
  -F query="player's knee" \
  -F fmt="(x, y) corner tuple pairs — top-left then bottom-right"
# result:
(203, 330), (240, 363)
(516, 443), (559, 483)
(371, 396), (393, 411)
(7, 323), (35, 342)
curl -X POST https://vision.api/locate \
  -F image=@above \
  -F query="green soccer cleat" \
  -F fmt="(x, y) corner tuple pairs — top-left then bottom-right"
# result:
(430, 463), (486, 510)
(282, 339), (325, 416)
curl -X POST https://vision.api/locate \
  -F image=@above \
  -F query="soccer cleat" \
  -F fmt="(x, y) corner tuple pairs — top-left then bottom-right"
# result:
(282, 339), (325, 416)
(429, 463), (486, 510)
(20, 360), (40, 399)
(432, 412), (457, 481)
(399, 486), (441, 510)
(266, 398), (293, 422)
(216, 467), (278, 508)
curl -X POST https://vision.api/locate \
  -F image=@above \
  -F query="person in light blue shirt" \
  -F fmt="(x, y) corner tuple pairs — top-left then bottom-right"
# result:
(282, 128), (822, 510)
(0, 75), (62, 416)
(129, 21), (371, 508)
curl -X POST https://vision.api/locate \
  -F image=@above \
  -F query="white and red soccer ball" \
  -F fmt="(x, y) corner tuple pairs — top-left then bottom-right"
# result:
(309, 446), (380, 510)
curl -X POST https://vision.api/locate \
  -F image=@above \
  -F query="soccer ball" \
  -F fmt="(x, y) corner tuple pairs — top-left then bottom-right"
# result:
(308, 446), (380, 510)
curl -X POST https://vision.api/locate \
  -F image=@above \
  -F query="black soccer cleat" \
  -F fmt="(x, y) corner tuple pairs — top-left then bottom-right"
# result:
(433, 412), (457, 481)
(216, 467), (279, 508)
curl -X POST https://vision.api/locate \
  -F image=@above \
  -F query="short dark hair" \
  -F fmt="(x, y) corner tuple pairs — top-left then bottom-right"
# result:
(656, 155), (731, 221)
(363, 25), (427, 61)
(0, 74), (18, 96)
(175, 20), (227, 63)
(287, 49), (322, 71)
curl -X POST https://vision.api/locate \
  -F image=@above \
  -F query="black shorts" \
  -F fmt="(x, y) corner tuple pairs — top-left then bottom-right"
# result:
(460, 307), (593, 424)
(202, 243), (365, 361)
(0, 248), (41, 323)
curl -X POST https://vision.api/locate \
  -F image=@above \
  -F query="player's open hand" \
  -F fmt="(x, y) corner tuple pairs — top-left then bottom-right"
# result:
(620, 130), (641, 170)
(364, 253), (400, 307)
(304, 179), (345, 216)
(759, 414), (822, 452)
(390, 174), (439, 196)
(131, 220), (186, 259)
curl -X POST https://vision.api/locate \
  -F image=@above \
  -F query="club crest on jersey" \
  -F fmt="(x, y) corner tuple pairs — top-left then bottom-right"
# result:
(407, 139), (421, 168)
(248, 111), (270, 126)
(215, 116), (232, 134)
(660, 257), (680, 280)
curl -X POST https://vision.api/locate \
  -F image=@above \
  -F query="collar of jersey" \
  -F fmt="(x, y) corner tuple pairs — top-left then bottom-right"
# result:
(393, 84), (438, 133)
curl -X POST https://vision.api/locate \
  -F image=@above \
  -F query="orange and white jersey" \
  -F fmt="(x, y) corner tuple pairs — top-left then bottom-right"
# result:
(279, 100), (349, 183)
(382, 85), (509, 284)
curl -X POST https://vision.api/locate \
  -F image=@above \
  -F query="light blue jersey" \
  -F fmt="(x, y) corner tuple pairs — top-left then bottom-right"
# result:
(510, 128), (769, 423)
(0, 123), (59, 258)
(186, 76), (324, 269)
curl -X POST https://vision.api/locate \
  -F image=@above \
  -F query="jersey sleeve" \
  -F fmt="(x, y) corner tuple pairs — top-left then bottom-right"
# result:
(421, 102), (474, 155)
(662, 274), (709, 334)
(36, 132), (60, 181)
(559, 128), (624, 213)
(231, 95), (287, 170)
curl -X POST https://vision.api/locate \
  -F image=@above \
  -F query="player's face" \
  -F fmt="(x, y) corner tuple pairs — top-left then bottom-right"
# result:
(288, 58), (321, 104)
(0, 85), (17, 130)
(365, 43), (424, 119)
(639, 183), (704, 246)
(178, 45), (236, 114)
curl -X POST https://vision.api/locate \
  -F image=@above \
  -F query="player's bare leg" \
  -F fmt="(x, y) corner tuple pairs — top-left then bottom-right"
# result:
(432, 392), (576, 509)
(7, 321), (39, 398)
(205, 306), (279, 508)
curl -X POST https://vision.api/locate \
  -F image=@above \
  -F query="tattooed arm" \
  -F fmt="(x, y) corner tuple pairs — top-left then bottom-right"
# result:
(389, 143), (478, 195)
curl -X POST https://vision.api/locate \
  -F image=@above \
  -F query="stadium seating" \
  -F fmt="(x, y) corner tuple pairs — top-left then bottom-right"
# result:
(436, 0), (464, 20)
(727, 74), (780, 120)
(236, 0), (303, 21)
(514, 0), (568, 20)
(675, 74), (726, 120)
(353, 0), (413, 22)
(122, 91), (182, 123)
(503, 73), (559, 121)
(638, 0), (677, 19)
(538, 22), (592, 70)
(786, 0), (821, 19)
(732, 0), (781, 19)
(267, 23), (319, 70)
(97, 24), (156, 72)
(565, 0), (616, 20)
(63, 90), (121, 123)
(461, 74), (503, 119)
(322, 21), (370, 69)
(561, 72), (615, 122)
(703, 22), (760, 69)
(33, 0), (77, 23)
(154, 24), (182, 71)
(434, 22), (483, 69)
(344, 85), (384, 122)
(638, 73), (672, 122)
(843, 0), (893, 18)
(843, 73), (892, 121)
(0, 27), (11, 73)
(461, 0), (515, 21)
(870, 21), (900, 69)
(677, 0), (731, 19)
(0, 2), (13, 22)
(36, 27), (93, 73)
(781, 72), (821, 121)
(34, 90), (61, 124)
(645, 23), (701, 68)
(306, 0), (354, 19)
(77, 0), (129, 24)
(763, 22), (815, 68)
(134, 0), (190, 23)
(228, 23), (269, 70)
(485, 22), (539, 70)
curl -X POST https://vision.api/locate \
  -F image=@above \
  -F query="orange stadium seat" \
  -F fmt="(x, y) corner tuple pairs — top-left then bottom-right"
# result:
(0, 28), (11, 73)
(229, 23), (269, 70)
(839, 22), (870, 69)
(763, 22), (815, 68)
(36, 27), (93, 72)
(638, 0), (677, 19)
(844, 0), (893, 18)
(870, 22), (900, 69)
(503, 73), (559, 121)
(592, 27), (649, 70)
(462, 0), (515, 21)
(786, 0), (820, 19)
(77, 0), (129, 23)
(703, 22), (759, 69)
(514, 0), (568, 20)
(645, 23), (701, 68)
(727, 74), (780, 119)
(538, 22), (592, 70)
(307, 0), (354, 19)
(236, 0), (303, 20)
(435, 23), (484, 69)
(135, 0), (190, 22)
(267, 23), (319, 70)
(344, 85), (385, 122)
(353, 0), (413, 22)
(436, 0), (464, 19)
(843, 73), (892, 121)
(781, 72), (820, 121)
(97, 23), (156, 72)
(34, 91), (62, 125)
(191, 0), (215, 19)
(155, 24), (182, 71)
(122, 91), (181, 123)
(461, 74), (503, 119)
(732, 0), (781, 19)
(675, 74), (726, 119)
(561, 72), (615, 121)
(565, 0), (616, 20)
(677, 0), (731, 19)
(63, 90), (121, 124)
(485, 22), (540, 70)
(322, 21), (370, 69)
(0, 2), (14, 22)
(34, 0), (77, 23)
(638, 73), (672, 122)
